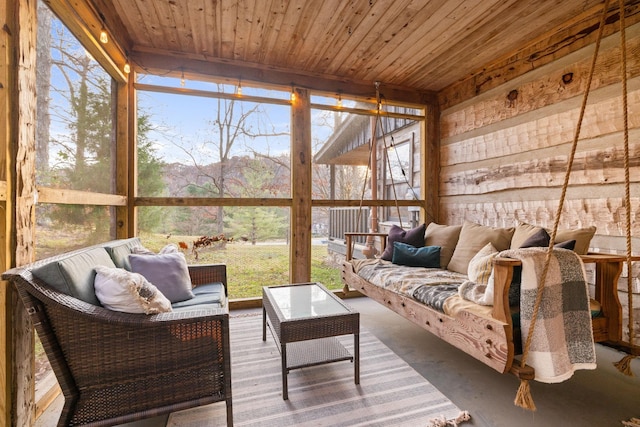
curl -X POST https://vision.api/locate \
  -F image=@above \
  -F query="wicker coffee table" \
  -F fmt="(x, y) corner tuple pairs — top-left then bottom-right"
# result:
(262, 282), (360, 400)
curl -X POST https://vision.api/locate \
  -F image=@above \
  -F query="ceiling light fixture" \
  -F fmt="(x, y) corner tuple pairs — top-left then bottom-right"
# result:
(237, 78), (242, 96)
(98, 12), (108, 44)
(290, 85), (296, 102)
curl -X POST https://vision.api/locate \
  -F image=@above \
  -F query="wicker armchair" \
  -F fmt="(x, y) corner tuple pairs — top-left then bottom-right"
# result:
(3, 249), (233, 427)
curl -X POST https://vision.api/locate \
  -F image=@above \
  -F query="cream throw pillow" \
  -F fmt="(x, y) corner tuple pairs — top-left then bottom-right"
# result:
(510, 223), (543, 249)
(554, 226), (596, 254)
(424, 223), (462, 270)
(467, 242), (498, 284)
(94, 266), (172, 314)
(458, 243), (498, 306)
(512, 222), (596, 254)
(447, 221), (514, 274)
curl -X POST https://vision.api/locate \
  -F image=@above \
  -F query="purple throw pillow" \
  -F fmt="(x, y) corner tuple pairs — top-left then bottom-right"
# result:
(380, 223), (426, 261)
(129, 252), (195, 303)
(519, 228), (550, 248)
(520, 228), (576, 251)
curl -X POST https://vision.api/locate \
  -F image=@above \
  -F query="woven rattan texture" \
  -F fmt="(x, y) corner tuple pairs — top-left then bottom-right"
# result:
(3, 241), (233, 427)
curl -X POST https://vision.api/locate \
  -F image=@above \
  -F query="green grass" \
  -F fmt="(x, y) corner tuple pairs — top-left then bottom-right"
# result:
(139, 233), (342, 299)
(36, 229), (342, 300)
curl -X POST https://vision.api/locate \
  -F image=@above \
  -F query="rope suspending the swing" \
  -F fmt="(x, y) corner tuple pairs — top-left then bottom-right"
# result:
(515, 0), (611, 410)
(613, 0), (637, 377)
(351, 82), (419, 259)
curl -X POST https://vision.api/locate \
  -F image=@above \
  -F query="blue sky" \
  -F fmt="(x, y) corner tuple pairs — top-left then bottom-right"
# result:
(136, 75), (338, 165)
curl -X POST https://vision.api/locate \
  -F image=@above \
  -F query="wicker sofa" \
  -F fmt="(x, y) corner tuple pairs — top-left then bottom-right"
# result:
(342, 221), (627, 379)
(2, 237), (232, 427)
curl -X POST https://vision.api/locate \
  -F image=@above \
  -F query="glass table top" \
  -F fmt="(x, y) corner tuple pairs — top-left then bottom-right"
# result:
(266, 283), (350, 320)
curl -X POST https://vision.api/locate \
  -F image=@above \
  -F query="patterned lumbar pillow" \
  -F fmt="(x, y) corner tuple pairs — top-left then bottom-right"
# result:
(94, 266), (172, 314)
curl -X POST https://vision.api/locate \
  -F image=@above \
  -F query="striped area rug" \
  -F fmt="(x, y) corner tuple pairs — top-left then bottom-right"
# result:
(167, 314), (467, 427)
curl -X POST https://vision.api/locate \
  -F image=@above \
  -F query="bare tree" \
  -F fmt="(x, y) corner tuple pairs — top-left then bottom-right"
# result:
(36, 2), (53, 179)
(169, 89), (289, 233)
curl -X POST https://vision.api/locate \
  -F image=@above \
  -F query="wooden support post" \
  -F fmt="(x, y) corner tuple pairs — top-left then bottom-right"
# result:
(290, 87), (311, 282)
(423, 103), (439, 224)
(2, 0), (38, 426)
(115, 72), (132, 238)
(1, 0), (13, 425)
(592, 256), (624, 342)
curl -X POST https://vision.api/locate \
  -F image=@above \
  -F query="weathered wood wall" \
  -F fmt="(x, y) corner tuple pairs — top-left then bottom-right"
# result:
(0, 0), (39, 426)
(438, 18), (640, 341)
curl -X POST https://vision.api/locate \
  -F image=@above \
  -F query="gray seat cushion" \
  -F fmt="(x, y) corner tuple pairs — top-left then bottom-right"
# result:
(32, 247), (116, 305)
(171, 282), (226, 310)
(102, 237), (143, 270)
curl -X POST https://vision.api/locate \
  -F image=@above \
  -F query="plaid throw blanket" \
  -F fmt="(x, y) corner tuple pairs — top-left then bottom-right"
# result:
(500, 247), (596, 383)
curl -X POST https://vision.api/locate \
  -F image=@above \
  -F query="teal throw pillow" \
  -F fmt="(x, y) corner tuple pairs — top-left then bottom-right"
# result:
(392, 242), (440, 268)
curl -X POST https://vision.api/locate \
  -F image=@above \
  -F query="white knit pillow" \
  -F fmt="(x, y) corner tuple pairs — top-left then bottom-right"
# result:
(467, 242), (498, 285)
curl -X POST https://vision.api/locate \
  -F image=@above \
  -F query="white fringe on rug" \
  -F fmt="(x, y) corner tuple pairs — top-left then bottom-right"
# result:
(428, 411), (471, 427)
(622, 417), (640, 426)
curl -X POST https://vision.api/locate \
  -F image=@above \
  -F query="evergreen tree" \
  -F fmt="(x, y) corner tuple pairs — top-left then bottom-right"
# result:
(136, 114), (167, 233)
(224, 158), (288, 244)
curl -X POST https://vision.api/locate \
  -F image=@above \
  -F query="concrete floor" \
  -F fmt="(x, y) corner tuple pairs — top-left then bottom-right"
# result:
(39, 296), (640, 427)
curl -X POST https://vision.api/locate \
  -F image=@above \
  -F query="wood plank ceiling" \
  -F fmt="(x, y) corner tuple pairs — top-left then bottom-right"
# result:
(96, 0), (607, 96)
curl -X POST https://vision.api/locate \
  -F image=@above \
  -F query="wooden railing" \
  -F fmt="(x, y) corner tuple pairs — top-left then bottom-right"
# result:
(328, 207), (370, 244)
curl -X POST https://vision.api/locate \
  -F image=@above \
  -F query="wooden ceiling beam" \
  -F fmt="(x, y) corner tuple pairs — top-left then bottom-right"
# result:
(130, 48), (436, 106)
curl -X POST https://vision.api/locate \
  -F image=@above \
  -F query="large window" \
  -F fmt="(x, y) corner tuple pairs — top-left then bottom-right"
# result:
(35, 2), (118, 258)
(310, 95), (424, 264)
(136, 78), (291, 200)
(136, 78), (294, 296)
(33, 0), (121, 411)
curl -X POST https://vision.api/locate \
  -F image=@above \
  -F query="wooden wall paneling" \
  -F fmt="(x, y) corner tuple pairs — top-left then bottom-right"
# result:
(441, 22), (640, 140)
(441, 79), (640, 169)
(290, 87), (311, 282)
(438, 10), (640, 332)
(440, 197), (640, 236)
(1, 0), (12, 424)
(438, 0), (640, 110)
(4, 1), (39, 426)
